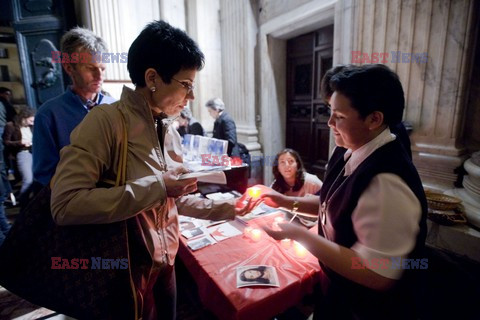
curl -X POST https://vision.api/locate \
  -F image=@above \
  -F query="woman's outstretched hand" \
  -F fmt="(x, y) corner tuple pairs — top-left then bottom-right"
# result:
(262, 222), (305, 241)
(234, 197), (262, 216)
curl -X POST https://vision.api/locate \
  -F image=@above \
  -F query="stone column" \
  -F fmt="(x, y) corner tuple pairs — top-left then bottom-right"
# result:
(334, 0), (478, 191)
(218, 0), (261, 154)
(86, 0), (162, 98)
(185, 0), (224, 133)
(446, 152), (480, 228)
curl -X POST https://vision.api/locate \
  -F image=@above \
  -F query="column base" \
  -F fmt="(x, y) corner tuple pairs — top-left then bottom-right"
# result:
(413, 151), (468, 191)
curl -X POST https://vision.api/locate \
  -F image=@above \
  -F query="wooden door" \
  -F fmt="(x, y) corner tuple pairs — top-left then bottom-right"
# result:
(11, 0), (76, 109)
(286, 25), (333, 179)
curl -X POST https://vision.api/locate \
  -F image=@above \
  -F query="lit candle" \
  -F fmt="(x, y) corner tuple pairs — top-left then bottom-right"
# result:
(247, 187), (261, 199)
(274, 216), (285, 223)
(293, 241), (307, 258)
(243, 227), (253, 237)
(281, 239), (291, 249)
(272, 216), (285, 231)
(250, 228), (262, 242)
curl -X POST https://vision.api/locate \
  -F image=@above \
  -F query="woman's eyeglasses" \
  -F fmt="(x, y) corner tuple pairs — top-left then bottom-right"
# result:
(172, 78), (195, 94)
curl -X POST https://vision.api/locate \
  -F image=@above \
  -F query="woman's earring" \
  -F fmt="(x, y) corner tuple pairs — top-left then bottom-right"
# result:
(150, 86), (156, 92)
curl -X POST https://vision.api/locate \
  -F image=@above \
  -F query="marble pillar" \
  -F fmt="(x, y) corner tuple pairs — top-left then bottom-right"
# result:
(334, 0), (478, 191)
(185, 0), (224, 130)
(218, 0), (261, 156)
(86, 0), (162, 98)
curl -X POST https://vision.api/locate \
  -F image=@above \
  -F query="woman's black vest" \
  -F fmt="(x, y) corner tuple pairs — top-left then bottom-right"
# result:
(315, 138), (427, 319)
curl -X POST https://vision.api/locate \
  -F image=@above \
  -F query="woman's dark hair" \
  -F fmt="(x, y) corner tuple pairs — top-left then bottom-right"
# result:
(271, 149), (306, 194)
(329, 64), (405, 126)
(320, 64), (356, 103)
(127, 20), (205, 87)
(180, 108), (193, 120)
(239, 266), (269, 284)
(14, 106), (35, 127)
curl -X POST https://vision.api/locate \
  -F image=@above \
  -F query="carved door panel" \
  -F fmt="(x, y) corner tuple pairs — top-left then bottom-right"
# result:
(286, 25), (333, 180)
(11, 0), (76, 108)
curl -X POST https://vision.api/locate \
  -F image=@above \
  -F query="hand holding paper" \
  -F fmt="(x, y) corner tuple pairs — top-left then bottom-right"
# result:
(163, 166), (197, 197)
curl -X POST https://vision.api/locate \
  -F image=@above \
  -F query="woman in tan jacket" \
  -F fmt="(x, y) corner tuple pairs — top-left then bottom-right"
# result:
(51, 20), (254, 320)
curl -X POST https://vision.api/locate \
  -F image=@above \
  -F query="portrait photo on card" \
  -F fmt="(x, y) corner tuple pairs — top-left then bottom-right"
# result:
(181, 227), (207, 239)
(236, 265), (280, 288)
(187, 234), (216, 251)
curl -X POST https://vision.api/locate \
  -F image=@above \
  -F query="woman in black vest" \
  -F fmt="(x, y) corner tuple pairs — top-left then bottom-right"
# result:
(257, 64), (427, 319)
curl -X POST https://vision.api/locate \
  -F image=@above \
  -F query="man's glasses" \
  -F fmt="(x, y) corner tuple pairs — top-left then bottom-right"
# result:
(172, 78), (195, 94)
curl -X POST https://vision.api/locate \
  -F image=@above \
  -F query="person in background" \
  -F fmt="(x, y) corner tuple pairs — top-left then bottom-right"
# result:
(3, 106), (35, 202)
(0, 87), (16, 246)
(176, 107), (204, 137)
(271, 148), (322, 197)
(0, 88), (16, 125)
(32, 27), (116, 187)
(205, 97), (240, 157)
(256, 64), (427, 319)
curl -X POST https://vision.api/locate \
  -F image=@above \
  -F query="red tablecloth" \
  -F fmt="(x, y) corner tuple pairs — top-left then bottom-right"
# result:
(178, 212), (322, 320)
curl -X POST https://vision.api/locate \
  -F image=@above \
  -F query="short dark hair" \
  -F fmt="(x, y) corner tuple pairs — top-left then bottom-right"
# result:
(127, 20), (205, 87)
(329, 64), (405, 126)
(271, 148), (306, 194)
(320, 65), (354, 103)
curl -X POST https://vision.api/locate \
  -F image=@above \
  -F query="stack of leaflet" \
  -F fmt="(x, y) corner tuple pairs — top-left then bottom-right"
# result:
(181, 134), (228, 164)
(179, 215), (243, 251)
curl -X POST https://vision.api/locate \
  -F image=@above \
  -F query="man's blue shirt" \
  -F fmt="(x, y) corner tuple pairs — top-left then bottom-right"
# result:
(32, 87), (116, 185)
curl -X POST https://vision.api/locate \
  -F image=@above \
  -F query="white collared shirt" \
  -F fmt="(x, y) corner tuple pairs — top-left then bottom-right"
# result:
(342, 128), (421, 280)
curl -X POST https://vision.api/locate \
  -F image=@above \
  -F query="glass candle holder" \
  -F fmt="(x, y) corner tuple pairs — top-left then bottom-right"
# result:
(250, 228), (262, 242)
(272, 216), (285, 231)
(293, 241), (307, 258)
(247, 187), (261, 199)
(281, 238), (291, 249)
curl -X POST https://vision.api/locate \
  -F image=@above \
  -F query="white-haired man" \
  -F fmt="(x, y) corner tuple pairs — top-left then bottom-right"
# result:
(33, 27), (116, 186)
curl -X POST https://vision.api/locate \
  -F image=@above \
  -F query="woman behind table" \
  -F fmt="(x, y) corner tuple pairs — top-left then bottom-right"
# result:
(3, 106), (35, 200)
(51, 20), (214, 320)
(271, 148), (322, 197)
(257, 64), (427, 319)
